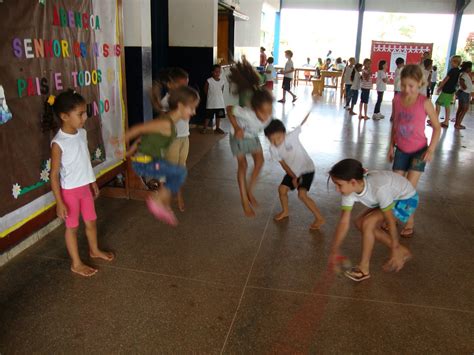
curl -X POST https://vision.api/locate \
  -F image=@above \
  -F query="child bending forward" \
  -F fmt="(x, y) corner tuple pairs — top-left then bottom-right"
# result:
(264, 113), (325, 230)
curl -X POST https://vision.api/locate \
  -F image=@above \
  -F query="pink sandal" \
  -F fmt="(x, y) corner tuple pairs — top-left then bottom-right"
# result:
(146, 197), (178, 226)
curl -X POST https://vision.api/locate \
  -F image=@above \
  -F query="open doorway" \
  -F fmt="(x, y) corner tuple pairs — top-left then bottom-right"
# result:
(217, 12), (234, 64)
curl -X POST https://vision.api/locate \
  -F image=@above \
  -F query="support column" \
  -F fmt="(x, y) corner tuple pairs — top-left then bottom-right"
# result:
(354, 0), (365, 62)
(273, 11), (281, 64)
(446, 0), (470, 70)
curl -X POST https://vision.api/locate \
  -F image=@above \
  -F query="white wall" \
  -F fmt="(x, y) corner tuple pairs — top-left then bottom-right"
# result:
(122, 0), (151, 47)
(168, 0), (218, 47)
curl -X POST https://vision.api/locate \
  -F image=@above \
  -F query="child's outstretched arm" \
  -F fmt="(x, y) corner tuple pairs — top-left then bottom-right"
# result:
(436, 75), (450, 93)
(124, 118), (171, 144)
(329, 210), (352, 263)
(387, 100), (396, 162)
(300, 111), (312, 127)
(226, 105), (244, 139)
(423, 99), (441, 162)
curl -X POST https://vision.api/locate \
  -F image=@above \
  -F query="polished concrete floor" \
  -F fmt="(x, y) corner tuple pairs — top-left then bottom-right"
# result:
(1, 86), (473, 353)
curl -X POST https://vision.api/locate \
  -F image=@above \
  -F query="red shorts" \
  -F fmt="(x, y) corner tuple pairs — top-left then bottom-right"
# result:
(265, 81), (274, 90)
(61, 184), (97, 228)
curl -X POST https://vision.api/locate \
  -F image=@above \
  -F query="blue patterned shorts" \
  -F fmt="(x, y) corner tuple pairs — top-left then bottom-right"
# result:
(392, 193), (419, 223)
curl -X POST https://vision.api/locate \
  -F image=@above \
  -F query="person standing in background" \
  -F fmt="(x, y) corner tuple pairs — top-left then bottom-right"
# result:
(260, 47), (267, 67)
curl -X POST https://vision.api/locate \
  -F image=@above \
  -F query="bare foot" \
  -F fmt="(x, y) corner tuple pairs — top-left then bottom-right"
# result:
(178, 198), (185, 212)
(243, 204), (256, 217)
(90, 250), (115, 261)
(349, 111), (357, 115)
(274, 211), (289, 221)
(247, 193), (259, 207)
(383, 246), (412, 272)
(310, 217), (325, 230)
(71, 263), (98, 277)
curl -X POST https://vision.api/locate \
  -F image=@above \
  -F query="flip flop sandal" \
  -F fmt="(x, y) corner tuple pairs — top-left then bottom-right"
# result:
(146, 197), (178, 226)
(345, 267), (370, 282)
(400, 228), (414, 238)
(441, 123), (449, 128)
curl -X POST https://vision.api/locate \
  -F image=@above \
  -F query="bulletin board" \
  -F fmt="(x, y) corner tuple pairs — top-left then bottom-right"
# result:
(0, 0), (126, 241)
(370, 40), (433, 84)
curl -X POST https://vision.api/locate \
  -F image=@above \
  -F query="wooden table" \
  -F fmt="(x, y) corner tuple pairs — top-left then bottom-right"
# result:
(311, 70), (342, 96)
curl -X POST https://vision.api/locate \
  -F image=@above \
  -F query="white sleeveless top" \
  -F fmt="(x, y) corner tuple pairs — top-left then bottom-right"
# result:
(206, 78), (225, 109)
(51, 128), (96, 189)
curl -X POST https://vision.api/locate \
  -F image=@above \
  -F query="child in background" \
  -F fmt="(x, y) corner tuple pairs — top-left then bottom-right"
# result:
(227, 61), (273, 217)
(278, 50), (297, 103)
(335, 57), (345, 71)
(204, 64), (226, 135)
(420, 59), (433, 97)
(328, 159), (416, 282)
(454, 61), (473, 130)
(430, 65), (438, 97)
(159, 67), (190, 212)
(265, 57), (276, 91)
(373, 60), (388, 120)
(393, 57), (405, 96)
(359, 58), (372, 120)
(303, 57), (313, 84)
(43, 90), (114, 277)
(389, 64), (441, 238)
(436, 55), (462, 128)
(126, 86), (200, 226)
(342, 57), (356, 109)
(348, 63), (362, 116)
(264, 114), (325, 230)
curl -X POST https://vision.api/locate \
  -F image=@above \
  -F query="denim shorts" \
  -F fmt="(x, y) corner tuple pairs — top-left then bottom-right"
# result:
(360, 89), (370, 104)
(350, 89), (359, 105)
(393, 146), (428, 172)
(230, 136), (262, 156)
(457, 91), (470, 105)
(392, 193), (419, 223)
(132, 158), (187, 194)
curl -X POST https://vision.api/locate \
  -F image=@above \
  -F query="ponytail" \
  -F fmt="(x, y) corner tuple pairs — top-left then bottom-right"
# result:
(41, 89), (85, 132)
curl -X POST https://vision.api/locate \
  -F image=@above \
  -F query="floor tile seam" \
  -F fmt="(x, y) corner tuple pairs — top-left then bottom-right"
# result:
(32, 254), (242, 289)
(220, 197), (278, 354)
(245, 285), (474, 315)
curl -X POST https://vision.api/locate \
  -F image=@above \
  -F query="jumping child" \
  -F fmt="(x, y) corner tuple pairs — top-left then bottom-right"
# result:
(44, 90), (114, 277)
(388, 64), (441, 238)
(125, 86), (200, 226)
(359, 58), (372, 120)
(227, 61), (273, 217)
(454, 61), (473, 130)
(329, 159), (416, 282)
(204, 64), (226, 134)
(158, 67), (190, 212)
(264, 113), (325, 230)
(435, 55), (462, 128)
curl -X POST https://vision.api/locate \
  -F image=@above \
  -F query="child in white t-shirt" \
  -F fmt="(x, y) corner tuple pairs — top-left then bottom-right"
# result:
(204, 64), (226, 134)
(393, 57), (405, 95)
(44, 90), (114, 277)
(373, 60), (388, 120)
(328, 159), (416, 282)
(342, 57), (356, 108)
(278, 50), (297, 103)
(265, 57), (276, 91)
(420, 59), (433, 97)
(264, 113), (325, 230)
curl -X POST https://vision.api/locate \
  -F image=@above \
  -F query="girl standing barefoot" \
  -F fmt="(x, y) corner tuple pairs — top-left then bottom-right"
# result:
(45, 90), (114, 277)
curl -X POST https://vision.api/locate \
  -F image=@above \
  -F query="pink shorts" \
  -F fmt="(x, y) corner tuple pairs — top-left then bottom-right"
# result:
(61, 185), (97, 228)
